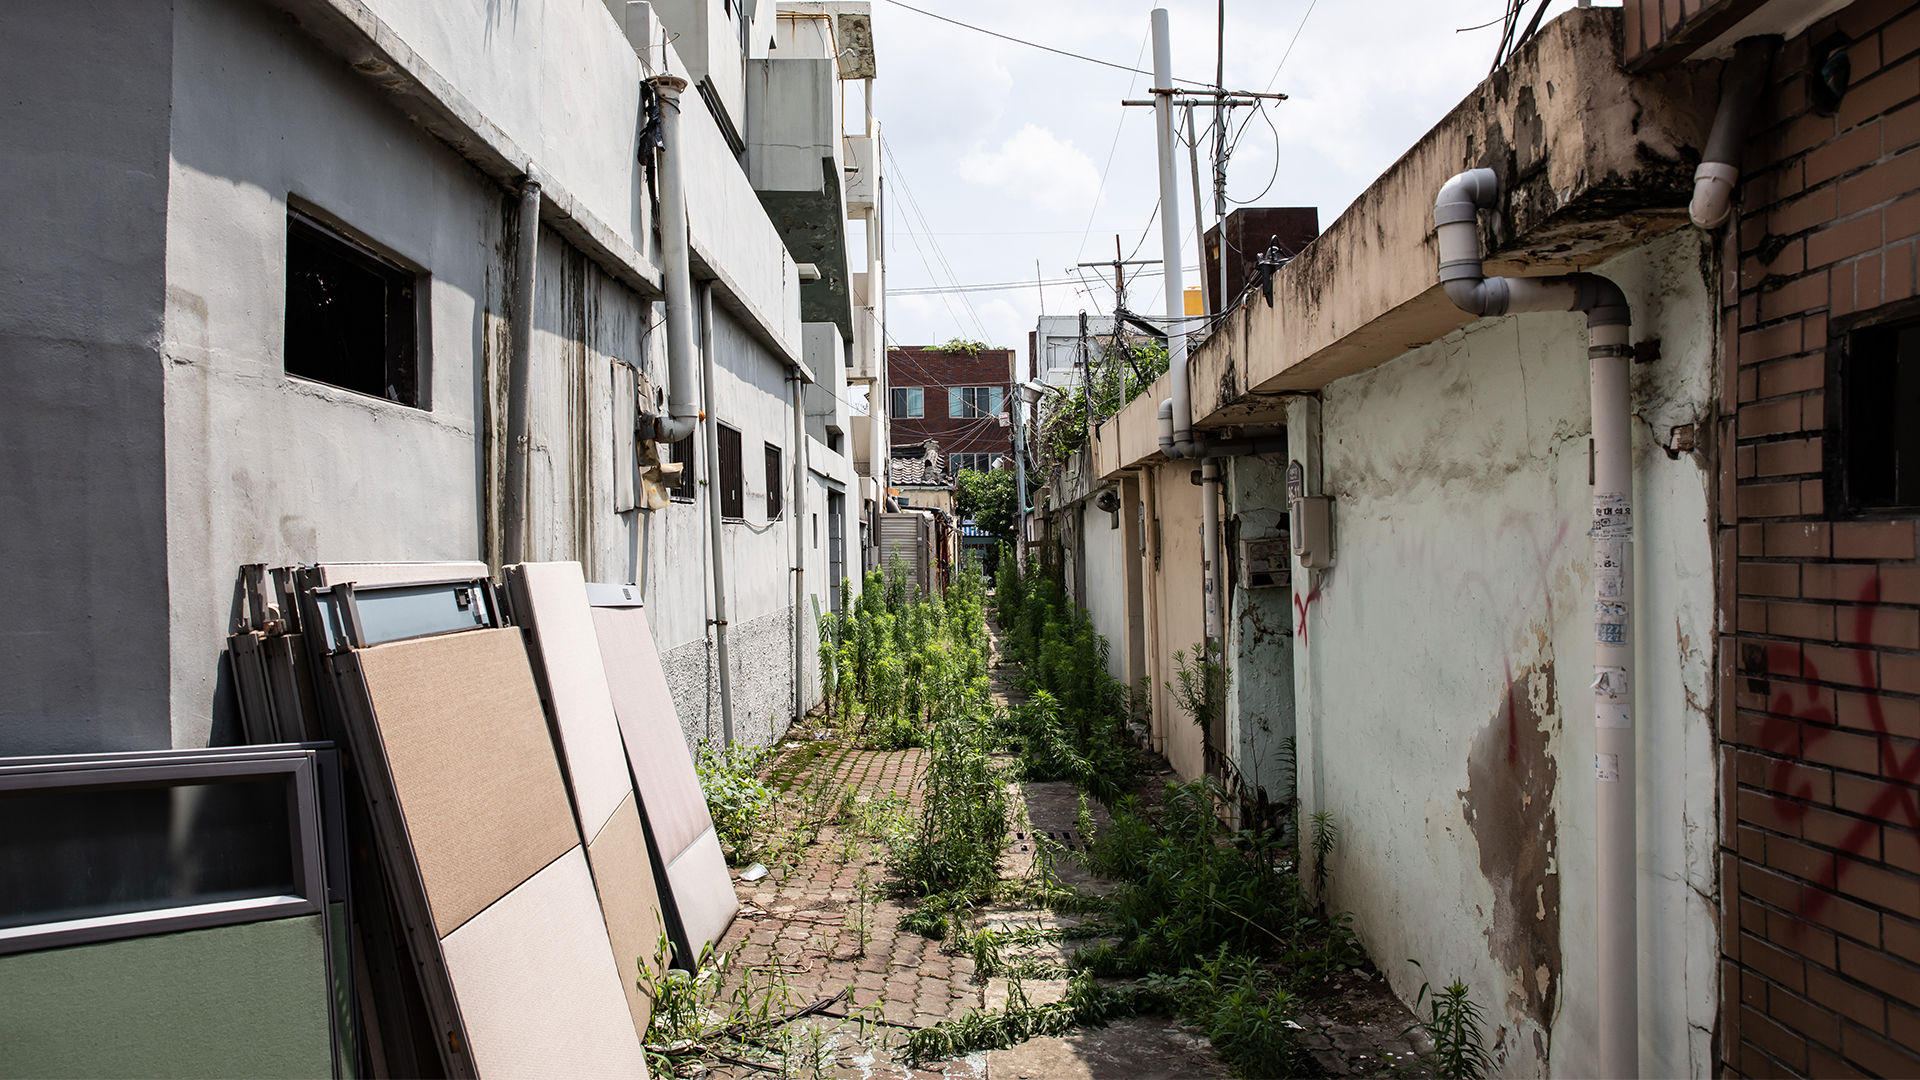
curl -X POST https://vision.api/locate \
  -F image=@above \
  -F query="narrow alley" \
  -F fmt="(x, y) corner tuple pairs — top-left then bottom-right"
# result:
(7, 1), (1920, 1078)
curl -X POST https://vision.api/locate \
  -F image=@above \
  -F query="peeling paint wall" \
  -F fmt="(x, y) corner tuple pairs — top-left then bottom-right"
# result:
(1292, 228), (1719, 1078)
(1227, 453), (1296, 812)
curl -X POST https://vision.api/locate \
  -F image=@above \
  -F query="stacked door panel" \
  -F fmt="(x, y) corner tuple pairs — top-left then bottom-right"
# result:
(332, 627), (648, 1078)
(586, 590), (739, 962)
(504, 562), (669, 1035)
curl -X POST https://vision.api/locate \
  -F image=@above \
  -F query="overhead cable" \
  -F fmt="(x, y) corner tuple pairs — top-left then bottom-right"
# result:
(879, 0), (1215, 87)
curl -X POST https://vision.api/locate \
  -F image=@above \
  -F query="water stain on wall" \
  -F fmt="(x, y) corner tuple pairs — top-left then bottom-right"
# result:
(1461, 660), (1562, 1033)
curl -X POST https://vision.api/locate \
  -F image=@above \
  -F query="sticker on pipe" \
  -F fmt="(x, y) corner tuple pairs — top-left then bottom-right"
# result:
(1595, 539), (1626, 599)
(1590, 493), (1632, 539)
(1595, 753), (1620, 782)
(1591, 666), (1627, 699)
(1594, 600), (1627, 646)
(1595, 702), (1631, 729)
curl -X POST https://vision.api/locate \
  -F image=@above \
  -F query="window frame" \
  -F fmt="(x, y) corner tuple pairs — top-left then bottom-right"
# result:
(890, 386), (924, 418)
(1825, 296), (1920, 517)
(667, 433), (696, 502)
(283, 207), (426, 409)
(718, 423), (745, 521)
(764, 442), (784, 521)
(950, 386), (1004, 419)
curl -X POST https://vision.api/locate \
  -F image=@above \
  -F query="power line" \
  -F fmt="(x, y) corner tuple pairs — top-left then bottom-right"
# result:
(1075, 30), (1152, 265)
(879, 0), (1215, 87)
(1262, 0), (1318, 93)
(882, 136), (996, 343)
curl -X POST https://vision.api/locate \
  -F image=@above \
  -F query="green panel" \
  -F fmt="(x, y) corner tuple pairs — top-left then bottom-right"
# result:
(0, 915), (333, 1079)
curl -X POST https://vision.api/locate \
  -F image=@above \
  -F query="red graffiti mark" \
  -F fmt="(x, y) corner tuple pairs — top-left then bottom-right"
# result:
(1294, 581), (1324, 642)
(1762, 578), (1920, 923)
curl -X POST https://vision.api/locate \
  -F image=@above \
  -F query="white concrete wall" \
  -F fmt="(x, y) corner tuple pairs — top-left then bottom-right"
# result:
(1082, 493), (1132, 688)
(1291, 229), (1718, 1078)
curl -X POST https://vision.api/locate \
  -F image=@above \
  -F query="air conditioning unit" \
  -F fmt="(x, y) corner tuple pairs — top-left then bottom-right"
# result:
(1239, 537), (1290, 589)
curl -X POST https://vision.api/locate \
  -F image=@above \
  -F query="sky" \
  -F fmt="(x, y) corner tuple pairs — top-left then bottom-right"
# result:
(862, 0), (1614, 374)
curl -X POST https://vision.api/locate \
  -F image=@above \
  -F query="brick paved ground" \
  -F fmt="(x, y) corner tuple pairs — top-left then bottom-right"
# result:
(687, 621), (1431, 1079)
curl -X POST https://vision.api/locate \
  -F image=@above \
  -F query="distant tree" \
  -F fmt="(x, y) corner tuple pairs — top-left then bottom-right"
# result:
(955, 467), (1017, 545)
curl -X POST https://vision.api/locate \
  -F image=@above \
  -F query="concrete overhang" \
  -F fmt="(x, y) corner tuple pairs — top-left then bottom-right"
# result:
(262, 0), (664, 301)
(747, 57), (853, 339)
(1177, 7), (1717, 431)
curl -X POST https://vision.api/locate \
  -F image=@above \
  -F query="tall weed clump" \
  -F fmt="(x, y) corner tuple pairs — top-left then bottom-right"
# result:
(993, 549), (1137, 801)
(815, 556), (990, 750)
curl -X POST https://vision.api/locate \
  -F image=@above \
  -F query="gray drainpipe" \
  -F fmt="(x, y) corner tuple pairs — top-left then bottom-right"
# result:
(1436, 167), (1639, 1079)
(503, 174), (542, 565)
(700, 283), (735, 747)
(649, 75), (701, 446)
(1691, 37), (1782, 230)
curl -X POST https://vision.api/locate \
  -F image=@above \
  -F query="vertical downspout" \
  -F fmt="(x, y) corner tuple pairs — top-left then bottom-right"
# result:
(792, 377), (808, 726)
(503, 175), (543, 565)
(1436, 168), (1637, 1078)
(649, 76), (701, 446)
(701, 284), (735, 747)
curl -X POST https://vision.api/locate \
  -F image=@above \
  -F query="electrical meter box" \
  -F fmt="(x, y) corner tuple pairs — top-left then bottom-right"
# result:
(1240, 538), (1291, 589)
(1291, 495), (1334, 569)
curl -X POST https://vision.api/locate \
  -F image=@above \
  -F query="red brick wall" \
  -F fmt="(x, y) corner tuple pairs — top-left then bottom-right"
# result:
(1724, 2), (1920, 1075)
(886, 346), (1014, 458)
(1623, 0), (1767, 70)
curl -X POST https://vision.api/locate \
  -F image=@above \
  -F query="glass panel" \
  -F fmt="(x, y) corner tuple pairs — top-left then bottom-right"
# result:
(0, 779), (297, 930)
(949, 387), (964, 418)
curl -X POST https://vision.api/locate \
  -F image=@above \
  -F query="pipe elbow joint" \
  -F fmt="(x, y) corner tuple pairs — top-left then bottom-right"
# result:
(1157, 398), (1177, 457)
(653, 415), (697, 444)
(1689, 162), (1739, 229)
(1443, 276), (1509, 317)
(1434, 168), (1500, 225)
(1570, 274), (1631, 327)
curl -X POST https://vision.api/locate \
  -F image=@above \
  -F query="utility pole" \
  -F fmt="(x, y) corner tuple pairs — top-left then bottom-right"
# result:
(1076, 242), (1155, 423)
(1214, 0), (1229, 315)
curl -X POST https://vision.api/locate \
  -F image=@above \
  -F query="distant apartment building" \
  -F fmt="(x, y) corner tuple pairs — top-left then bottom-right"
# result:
(885, 344), (1013, 477)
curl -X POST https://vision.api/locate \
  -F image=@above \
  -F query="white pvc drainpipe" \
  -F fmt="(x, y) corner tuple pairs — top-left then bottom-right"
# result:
(1435, 167), (1638, 1079)
(503, 175), (542, 565)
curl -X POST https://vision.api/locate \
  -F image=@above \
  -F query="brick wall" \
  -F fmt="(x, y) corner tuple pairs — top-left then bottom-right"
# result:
(885, 346), (1014, 457)
(1724, 2), (1920, 1075)
(1622, 0), (1767, 70)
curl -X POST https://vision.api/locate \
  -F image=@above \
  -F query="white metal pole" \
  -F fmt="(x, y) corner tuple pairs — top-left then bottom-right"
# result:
(1150, 9), (1192, 455)
(1591, 321), (1637, 1079)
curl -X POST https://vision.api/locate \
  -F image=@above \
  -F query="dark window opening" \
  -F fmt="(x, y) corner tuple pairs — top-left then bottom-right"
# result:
(668, 434), (696, 502)
(1836, 314), (1920, 512)
(284, 211), (420, 407)
(718, 424), (745, 520)
(765, 443), (784, 520)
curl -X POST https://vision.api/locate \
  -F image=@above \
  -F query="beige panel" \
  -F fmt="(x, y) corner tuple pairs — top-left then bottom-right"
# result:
(504, 563), (635, 837)
(440, 848), (651, 1079)
(586, 792), (667, 1039)
(667, 826), (738, 956)
(356, 628), (580, 937)
(589, 606), (711, 857)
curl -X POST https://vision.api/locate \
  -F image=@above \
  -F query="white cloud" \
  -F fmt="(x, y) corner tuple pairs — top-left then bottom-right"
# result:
(958, 124), (1103, 216)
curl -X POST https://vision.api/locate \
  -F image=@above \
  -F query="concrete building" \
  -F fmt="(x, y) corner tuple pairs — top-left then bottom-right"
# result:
(1, 0), (890, 756)
(1040, 3), (1920, 1076)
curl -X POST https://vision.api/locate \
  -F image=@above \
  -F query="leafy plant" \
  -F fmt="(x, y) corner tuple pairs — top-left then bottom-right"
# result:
(1310, 810), (1337, 898)
(1169, 639), (1228, 737)
(1407, 962), (1493, 1080)
(695, 741), (774, 862)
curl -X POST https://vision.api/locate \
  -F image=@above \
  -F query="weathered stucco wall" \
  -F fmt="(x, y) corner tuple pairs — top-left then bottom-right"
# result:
(0, 1), (176, 755)
(162, 0), (502, 745)
(1226, 453), (1296, 811)
(1294, 229), (1718, 1078)
(1145, 462), (1208, 780)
